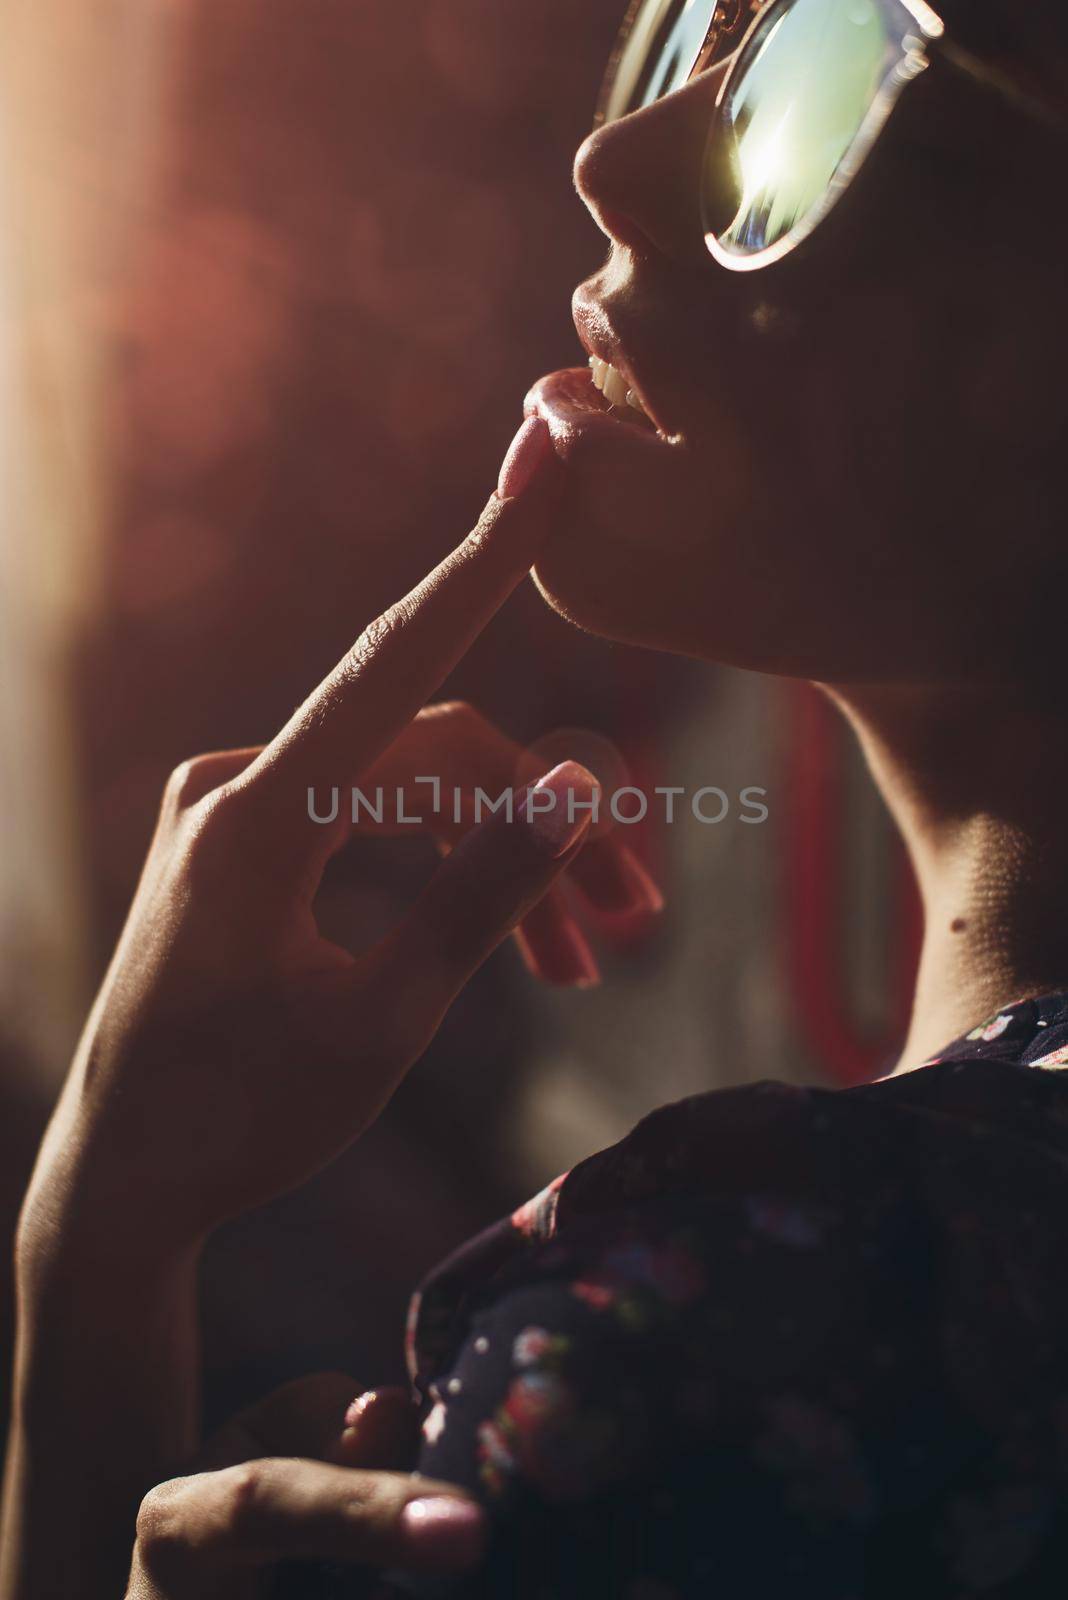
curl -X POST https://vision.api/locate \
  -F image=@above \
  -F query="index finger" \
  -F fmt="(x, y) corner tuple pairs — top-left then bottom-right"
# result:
(239, 419), (559, 810)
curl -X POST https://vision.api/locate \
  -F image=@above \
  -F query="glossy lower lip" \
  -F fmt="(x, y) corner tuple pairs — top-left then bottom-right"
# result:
(523, 368), (674, 459)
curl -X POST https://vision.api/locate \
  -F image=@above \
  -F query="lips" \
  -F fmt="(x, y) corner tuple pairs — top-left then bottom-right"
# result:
(571, 288), (676, 437)
(521, 301), (666, 447)
(523, 367), (667, 454)
(522, 255), (693, 460)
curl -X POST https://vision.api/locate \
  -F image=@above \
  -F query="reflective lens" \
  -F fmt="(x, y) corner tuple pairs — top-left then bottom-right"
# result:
(704, 0), (933, 264)
(600, 0), (720, 124)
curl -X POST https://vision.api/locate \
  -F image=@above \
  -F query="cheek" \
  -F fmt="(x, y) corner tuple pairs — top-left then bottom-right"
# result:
(754, 284), (946, 541)
(532, 268), (1027, 674)
(961, 315), (1065, 462)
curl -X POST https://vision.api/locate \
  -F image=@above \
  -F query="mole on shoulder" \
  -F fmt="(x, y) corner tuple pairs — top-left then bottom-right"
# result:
(950, 918), (967, 933)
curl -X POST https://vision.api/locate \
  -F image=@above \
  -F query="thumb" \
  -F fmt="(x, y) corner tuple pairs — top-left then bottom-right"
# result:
(386, 760), (599, 1011)
(131, 1461), (486, 1593)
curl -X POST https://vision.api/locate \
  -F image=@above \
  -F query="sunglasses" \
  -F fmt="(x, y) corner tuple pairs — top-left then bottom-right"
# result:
(595, 0), (1053, 271)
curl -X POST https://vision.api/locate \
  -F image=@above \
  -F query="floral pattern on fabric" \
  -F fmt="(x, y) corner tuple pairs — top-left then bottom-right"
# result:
(390, 991), (1068, 1598)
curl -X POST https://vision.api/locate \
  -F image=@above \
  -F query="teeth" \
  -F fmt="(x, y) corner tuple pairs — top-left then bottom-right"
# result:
(588, 353), (649, 420)
(602, 364), (629, 407)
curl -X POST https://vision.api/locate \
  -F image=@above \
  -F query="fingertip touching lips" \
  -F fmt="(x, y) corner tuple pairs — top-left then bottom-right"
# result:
(522, 368), (675, 470)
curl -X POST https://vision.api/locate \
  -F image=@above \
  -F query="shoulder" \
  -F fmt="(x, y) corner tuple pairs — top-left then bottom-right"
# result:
(408, 1076), (929, 1395)
(399, 1069), (1068, 1596)
(415, 1181), (918, 1501)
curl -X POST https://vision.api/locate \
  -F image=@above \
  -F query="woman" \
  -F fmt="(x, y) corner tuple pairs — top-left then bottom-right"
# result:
(4, 0), (1068, 1593)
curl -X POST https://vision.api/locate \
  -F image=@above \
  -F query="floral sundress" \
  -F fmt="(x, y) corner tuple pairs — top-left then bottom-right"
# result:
(385, 992), (1068, 1597)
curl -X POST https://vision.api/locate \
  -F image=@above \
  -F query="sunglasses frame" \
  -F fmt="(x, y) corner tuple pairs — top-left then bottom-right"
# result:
(595, 0), (1068, 273)
(595, 0), (946, 271)
(706, 0), (945, 270)
(595, 0), (758, 129)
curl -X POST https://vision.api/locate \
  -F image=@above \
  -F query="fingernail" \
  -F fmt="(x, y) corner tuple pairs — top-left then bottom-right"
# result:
(344, 1391), (376, 1428)
(518, 761), (600, 859)
(497, 415), (554, 500)
(399, 1496), (486, 1566)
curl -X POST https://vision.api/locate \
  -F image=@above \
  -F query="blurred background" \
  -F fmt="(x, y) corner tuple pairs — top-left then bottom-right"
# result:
(0, 0), (919, 1433)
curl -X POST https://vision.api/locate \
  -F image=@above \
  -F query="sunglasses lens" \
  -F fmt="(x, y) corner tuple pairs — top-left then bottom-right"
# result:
(601, 0), (720, 123)
(704, 0), (909, 261)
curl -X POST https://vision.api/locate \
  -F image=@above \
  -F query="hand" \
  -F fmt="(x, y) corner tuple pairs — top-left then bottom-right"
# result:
(21, 418), (639, 1262)
(320, 697), (662, 988)
(3, 420), (650, 1600)
(127, 1377), (483, 1600)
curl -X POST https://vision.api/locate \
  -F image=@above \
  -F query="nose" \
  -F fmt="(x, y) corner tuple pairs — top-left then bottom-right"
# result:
(573, 64), (730, 268)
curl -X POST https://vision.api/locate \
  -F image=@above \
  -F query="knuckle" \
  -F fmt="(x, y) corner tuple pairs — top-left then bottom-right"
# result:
(197, 779), (246, 830)
(178, 786), (244, 875)
(134, 1463), (280, 1582)
(336, 1472), (394, 1528)
(430, 698), (477, 727)
(426, 699), (494, 748)
(216, 1460), (272, 1543)
(342, 603), (411, 680)
(135, 1480), (195, 1582)
(163, 759), (252, 837)
(421, 697), (466, 725)
(135, 1484), (174, 1549)
(164, 756), (213, 810)
(448, 700), (495, 743)
(423, 701), (507, 777)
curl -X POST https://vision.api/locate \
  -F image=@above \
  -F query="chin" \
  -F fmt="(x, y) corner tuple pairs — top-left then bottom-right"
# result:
(531, 506), (910, 682)
(523, 366), (801, 667)
(530, 488), (704, 659)
(527, 461), (811, 672)
(524, 373), (946, 680)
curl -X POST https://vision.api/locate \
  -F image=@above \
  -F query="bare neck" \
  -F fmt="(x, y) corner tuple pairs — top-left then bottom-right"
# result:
(825, 682), (1068, 1074)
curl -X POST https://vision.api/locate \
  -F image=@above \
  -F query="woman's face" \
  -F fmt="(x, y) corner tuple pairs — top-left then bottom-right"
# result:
(527, 30), (1067, 681)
